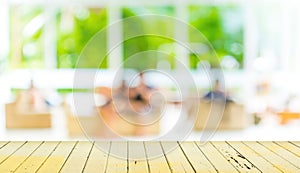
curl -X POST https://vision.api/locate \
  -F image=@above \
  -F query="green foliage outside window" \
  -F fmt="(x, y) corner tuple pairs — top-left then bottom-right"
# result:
(189, 5), (243, 68)
(10, 6), (44, 69)
(57, 8), (108, 68)
(121, 5), (243, 70)
(122, 7), (176, 71)
(9, 5), (243, 70)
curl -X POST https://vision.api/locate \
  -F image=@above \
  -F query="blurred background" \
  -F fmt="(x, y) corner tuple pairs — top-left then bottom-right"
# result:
(1, 0), (300, 141)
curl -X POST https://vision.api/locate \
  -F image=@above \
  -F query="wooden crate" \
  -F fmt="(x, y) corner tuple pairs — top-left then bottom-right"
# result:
(193, 100), (250, 130)
(5, 103), (51, 128)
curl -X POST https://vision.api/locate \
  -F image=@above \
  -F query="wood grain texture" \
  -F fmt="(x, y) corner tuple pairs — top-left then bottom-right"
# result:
(244, 142), (299, 172)
(0, 141), (298, 172)
(275, 142), (300, 157)
(161, 142), (195, 173)
(290, 141), (300, 148)
(144, 142), (171, 173)
(211, 141), (260, 172)
(179, 142), (216, 172)
(105, 142), (128, 173)
(0, 142), (25, 164)
(15, 142), (59, 173)
(227, 141), (280, 173)
(259, 142), (300, 169)
(195, 141), (239, 173)
(60, 142), (93, 173)
(37, 142), (77, 173)
(0, 141), (42, 172)
(83, 142), (110, 173)
(128, 141), (148, 173)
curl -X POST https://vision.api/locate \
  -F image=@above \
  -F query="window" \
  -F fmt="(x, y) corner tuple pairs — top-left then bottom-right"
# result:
(122, 6), (176, 70)
(57, 6), (108, 68)
(6, 3), (244, 70)
(10, 5), (45, 69)
(188, 5), (243, 69)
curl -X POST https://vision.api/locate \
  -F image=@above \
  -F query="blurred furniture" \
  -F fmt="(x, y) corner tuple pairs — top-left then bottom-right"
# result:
(5, 102), (51, 128)
(65, 97), (161, 137)
(64, 92), (106, 137)
(64, 103), (105, 137)
(277, 112), (300, 124)
(96, 85), (161, 136)
(5, 81), (52, 128)
(98, 99), (161, 136)
(192, 100), (249, 130)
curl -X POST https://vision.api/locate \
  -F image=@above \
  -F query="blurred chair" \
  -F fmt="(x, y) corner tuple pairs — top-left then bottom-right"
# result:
(192, 100), (249, 130)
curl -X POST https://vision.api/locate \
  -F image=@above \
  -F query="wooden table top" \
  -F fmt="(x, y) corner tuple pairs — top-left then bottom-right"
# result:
(0, 141), (299, 172)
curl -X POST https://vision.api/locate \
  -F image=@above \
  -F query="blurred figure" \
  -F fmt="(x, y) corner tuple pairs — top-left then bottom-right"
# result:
(16, 79), (47, 112)
(96, 72), (161, 137)
(115, 79), (129, 99)
(94, 86), (113, 107)
(203, 79), (233, 102)
(129, 72), (155, 103)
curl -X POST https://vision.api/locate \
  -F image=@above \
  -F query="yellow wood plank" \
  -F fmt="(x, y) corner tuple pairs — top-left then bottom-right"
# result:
(244, 142), (299, 172)
(128, 141), (148, 173)
(259, 142), (300, 169)
(1, 141), (299, 172)
(290, 141), (300, 148)
(37, 142), (77, 173)
(211, 142), (260, 172)
(60, 141), (93, 173)
(83, 142), (110, 173)
(0, 142), (25, 164)
(161, 142), (195, 173)
(144, 142), (171, 173)
(0, 142), (9, 149)
(105, 142), (128, 173)
(0, 141), (42, 172)
(15, 142), (59, 173)
(227, 142), (281, 173)
(195, 141), (239, 173)
(275, 142), (300, 157)
(179, 142), (216, 172)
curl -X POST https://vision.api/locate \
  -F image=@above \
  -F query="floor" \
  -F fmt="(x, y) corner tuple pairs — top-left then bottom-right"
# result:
(0, 141), (299, 172)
